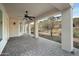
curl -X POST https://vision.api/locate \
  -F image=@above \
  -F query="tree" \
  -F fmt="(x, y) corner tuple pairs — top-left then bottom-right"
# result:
(47, 17), (56, 37)
(73, 18), (79, 27)
(38, 16), (61, 37)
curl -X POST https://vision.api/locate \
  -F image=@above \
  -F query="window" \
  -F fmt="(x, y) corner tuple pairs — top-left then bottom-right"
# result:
(0, 10), (2, 41)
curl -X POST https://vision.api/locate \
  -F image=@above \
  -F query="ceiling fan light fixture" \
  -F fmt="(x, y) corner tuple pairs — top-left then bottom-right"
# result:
(24, 10), (35, 21)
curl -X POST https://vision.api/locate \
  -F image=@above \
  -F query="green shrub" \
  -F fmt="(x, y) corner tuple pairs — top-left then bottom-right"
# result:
(74, 28), (79, 38)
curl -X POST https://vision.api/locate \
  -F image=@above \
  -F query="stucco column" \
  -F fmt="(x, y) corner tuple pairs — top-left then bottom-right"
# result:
(25, 24), (28, 34)
(22, 23), (25, 34)
(34, 20), (39, 38)
(61, 7), (73, 52)
(28, 23), (31, 35)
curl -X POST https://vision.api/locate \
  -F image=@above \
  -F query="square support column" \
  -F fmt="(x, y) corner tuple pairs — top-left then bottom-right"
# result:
(28, 23), (31, 35)
(34, 20), (39, 38)
(21, 21), (25, 34)
(21, 22), (24, 35)
(23, 23), (25, 34)
(61, 8), (73, 52)
(25, 24), (28, 34)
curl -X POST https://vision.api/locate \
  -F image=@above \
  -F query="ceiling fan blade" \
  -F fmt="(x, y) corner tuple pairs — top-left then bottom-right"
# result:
(29, 16), (35, 18)
(23, 10), (35, 21)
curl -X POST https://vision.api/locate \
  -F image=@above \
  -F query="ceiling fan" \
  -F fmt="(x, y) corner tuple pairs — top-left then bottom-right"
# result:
(24, 11), (35, 21)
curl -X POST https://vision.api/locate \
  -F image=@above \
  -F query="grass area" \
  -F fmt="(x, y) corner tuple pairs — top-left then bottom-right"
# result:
(39, 34), (61, 43)
(32, 27), (79, 49)
(39, 33), (79, 49)
(73, 28), (79, 48)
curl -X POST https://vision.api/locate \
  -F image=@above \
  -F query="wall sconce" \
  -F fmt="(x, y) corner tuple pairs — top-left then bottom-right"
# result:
(13, 22), (16, 25)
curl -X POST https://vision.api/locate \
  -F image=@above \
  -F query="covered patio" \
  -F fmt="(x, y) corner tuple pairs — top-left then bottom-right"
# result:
(0, 3), (76, 56)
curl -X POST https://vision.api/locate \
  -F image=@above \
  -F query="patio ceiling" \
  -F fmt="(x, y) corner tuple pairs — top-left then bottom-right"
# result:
(3, 3), (71, 20)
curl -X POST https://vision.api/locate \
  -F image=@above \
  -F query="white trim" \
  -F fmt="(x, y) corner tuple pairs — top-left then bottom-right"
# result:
(0, 39), (8, 54)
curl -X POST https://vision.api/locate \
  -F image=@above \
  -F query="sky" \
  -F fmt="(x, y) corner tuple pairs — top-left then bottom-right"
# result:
(73, 3), (79, 18)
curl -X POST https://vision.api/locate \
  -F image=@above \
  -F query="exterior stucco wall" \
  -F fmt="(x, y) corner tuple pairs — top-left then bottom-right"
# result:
(0, 4), (9, 54)
(9, 19), (19, 37)
(9, 19), (24, 37)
